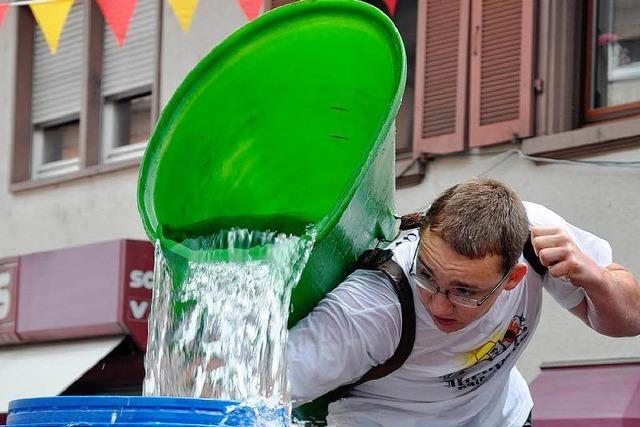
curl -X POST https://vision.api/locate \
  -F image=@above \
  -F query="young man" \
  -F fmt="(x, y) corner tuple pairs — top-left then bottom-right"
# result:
(287, 177), (640, 426)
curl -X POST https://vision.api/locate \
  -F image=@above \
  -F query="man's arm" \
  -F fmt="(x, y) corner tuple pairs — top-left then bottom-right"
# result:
(532, 227), (640, 337)
(287, 270), (401, 406)
(567, 263), (640, 337)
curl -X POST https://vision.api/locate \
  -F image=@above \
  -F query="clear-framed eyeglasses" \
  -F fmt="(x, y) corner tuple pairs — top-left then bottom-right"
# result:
(409, 243), (513, 308)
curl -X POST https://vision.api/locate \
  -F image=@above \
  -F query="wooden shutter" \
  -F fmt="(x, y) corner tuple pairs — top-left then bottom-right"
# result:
(468, 0), (534, 147)
(413, 0), (470, 154)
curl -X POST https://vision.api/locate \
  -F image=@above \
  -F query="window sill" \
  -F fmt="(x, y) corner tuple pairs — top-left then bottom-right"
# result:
(522, 116), (640, 158)
(10, 158), (141, 193)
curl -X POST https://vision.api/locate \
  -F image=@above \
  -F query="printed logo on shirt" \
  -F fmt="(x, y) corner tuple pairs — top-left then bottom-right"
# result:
(439, 315), (530, 391)
(389, 230), (419, 249)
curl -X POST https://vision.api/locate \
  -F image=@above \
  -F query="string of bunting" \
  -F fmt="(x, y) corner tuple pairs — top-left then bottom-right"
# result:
(0, 0), (399, 54)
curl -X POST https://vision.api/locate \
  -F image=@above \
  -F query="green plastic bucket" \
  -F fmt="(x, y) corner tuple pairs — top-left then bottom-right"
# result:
(137, 0), (406, 327)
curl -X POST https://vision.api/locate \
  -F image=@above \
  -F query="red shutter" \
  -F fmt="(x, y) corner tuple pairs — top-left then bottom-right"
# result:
(468, 0), (535, 147)
(413, 0), (470, 154)
(267, 0), (296, 9)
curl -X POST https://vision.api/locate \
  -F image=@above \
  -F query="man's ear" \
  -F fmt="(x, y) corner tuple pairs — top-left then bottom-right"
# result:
(504, 262), (528, 291)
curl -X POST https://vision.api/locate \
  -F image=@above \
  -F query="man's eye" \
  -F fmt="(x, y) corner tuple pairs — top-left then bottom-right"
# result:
(419, 268), (433, 279)
(454, 288), (474, 296)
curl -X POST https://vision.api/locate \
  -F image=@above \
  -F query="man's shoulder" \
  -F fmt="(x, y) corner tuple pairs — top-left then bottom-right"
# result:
(384, 229), (420, 271)
(523, 201), (565, 227)
(522, 201), (580, 228)
(339, 269), (400, 305)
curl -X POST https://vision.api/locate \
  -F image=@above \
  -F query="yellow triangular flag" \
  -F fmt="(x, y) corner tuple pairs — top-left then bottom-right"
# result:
(30, 0), (74, 54)
(168, 0), (199, 33)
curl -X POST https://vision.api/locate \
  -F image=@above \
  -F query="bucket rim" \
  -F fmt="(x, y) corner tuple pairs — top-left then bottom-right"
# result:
(137, 0), (406, 249)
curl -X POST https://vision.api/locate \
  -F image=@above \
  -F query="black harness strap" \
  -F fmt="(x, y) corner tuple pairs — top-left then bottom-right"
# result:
(352, 251), (416, 386)
(293, 248), (416, 424)
(523, 235), (547, 276)
(323, 248), (416, 399)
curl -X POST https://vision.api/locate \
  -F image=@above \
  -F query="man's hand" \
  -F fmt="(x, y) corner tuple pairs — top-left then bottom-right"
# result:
(530, 226), (605, 288)
(531, 226), (640, 337)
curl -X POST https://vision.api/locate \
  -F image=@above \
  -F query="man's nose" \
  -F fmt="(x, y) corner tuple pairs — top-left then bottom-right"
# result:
(430, 290), (454, 315)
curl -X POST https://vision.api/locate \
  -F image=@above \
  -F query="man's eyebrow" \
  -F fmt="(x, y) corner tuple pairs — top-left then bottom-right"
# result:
(417, 255), (482, 290)
(416, 255), (433, 274)
(451, 281), (480, 290)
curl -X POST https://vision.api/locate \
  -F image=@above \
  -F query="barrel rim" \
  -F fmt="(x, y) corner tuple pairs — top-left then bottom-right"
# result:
(8, 396), (239, 412)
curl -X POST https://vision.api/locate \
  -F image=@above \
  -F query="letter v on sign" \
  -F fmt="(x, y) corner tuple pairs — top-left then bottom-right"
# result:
(129, 300), (149, 320)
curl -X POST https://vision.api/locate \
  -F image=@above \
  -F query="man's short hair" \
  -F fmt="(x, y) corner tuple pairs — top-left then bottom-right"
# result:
(421, 177), (529, 273)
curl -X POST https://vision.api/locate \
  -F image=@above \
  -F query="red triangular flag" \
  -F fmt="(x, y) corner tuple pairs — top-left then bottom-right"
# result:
(0, 3), (9, 29)
(96, 0), (138, 47)
(382, 0), (398, 15)
(238, 0), (262, 21)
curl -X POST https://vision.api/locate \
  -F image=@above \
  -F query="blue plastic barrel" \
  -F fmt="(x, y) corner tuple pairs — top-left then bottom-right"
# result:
(4, 396), (284, 426)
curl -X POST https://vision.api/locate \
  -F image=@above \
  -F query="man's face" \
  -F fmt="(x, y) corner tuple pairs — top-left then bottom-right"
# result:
(414, 229), (522, 333)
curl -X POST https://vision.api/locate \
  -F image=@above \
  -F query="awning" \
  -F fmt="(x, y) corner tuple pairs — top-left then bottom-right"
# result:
(530, 361), (640, 426)
(0, 336), (125, 412)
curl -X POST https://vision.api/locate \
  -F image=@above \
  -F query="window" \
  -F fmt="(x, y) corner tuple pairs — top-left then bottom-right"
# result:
(11, 0), (160, 188)
(100, 0), (156, 163)
(102, 93), (152, 163)
(586, 0), (640, 121)
(413, 0), (535, 154)
(30, 1), (84, 179)
(33, 120), (81, 178)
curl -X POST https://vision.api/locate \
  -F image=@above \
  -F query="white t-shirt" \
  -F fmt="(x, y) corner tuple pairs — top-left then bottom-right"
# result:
(287, 202), (613, 426)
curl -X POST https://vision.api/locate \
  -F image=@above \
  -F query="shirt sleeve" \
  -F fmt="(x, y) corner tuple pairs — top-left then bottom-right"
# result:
(287, 270), (402, 406)
(524, 201), (613, 309)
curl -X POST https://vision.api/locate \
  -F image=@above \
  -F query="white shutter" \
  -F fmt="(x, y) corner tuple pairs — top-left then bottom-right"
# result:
(31, 2), (84, 125)
(102, 0), (157, 97)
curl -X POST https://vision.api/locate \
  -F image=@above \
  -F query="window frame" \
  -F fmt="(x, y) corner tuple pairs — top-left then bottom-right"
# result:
(583, 0), (640, 123)
(32, 118), (82, 179)
(10, 0), (163, 192)
(101, 90), (153, 164)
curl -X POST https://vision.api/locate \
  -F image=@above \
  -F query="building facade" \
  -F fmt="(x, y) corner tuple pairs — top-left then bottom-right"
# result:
(0, 0), (639, 423)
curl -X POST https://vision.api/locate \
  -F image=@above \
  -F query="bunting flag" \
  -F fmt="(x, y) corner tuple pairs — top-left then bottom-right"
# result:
(238, 0), (262, 21)
(29, 0), (74, 54)
(382, 0), (398, 15)
(168, 0), (199, 32)
(96, 0), (137, 47)
(0, 3), (9, 29)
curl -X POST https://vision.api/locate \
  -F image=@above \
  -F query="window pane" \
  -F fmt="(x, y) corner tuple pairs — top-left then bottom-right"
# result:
(129, 95), (152, 144)
(592, 0), (640, 109)
(43, 121), (80, 163)
(115, 94), (151, 147)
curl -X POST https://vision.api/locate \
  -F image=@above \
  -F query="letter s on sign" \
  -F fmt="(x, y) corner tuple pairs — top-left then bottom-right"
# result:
(129, 270), (144, 288)
(143, 271), (154, 290)
(130, 270), (154, 290)
(0, 272), (11, 320)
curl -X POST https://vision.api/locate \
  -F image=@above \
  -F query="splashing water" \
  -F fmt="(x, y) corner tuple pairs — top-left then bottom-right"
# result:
(144, 228), (314, 424)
